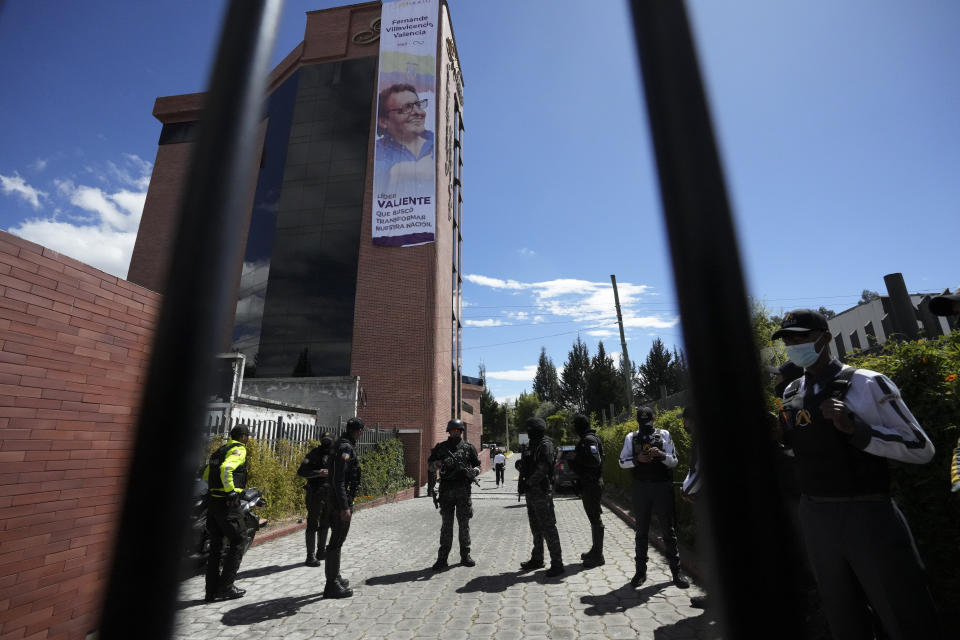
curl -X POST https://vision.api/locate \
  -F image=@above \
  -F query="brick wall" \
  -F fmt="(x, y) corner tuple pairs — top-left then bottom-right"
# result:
(0, 231), (159, 639)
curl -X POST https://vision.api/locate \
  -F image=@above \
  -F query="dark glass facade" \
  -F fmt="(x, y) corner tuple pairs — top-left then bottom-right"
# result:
(232, 58), (376, 377)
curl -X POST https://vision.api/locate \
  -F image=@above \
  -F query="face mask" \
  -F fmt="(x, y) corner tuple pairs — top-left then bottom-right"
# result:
(785, 340), (823, 368)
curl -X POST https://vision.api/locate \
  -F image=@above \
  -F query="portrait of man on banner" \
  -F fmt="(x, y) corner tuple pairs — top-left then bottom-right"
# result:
(374, 82), (435, 197)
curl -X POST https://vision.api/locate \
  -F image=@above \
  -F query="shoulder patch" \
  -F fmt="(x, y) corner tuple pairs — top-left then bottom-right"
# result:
(230, 448), (242, 456)
(589, 445), (598, 453)
(341, 452), (351, 461)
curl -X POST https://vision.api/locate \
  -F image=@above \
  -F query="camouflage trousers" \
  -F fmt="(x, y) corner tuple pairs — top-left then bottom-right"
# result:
(438, 482), (473, 559)
(525, 485), (562, 564)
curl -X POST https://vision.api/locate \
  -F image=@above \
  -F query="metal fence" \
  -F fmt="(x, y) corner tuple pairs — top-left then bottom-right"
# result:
(325, 423), (400, 458)
(205, 414), (324, 443)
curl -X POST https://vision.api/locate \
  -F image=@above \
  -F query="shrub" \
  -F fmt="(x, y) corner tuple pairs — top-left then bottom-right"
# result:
(356, 439), (416, 502)
(845, 331), (960, 617)
(205, 436), (414, 520)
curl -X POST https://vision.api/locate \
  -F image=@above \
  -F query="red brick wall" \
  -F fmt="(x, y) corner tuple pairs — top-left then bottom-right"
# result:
(0, 231), (159, 640)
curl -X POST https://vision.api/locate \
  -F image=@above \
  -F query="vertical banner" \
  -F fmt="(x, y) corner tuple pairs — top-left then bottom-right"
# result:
(372, 0), (438, 246)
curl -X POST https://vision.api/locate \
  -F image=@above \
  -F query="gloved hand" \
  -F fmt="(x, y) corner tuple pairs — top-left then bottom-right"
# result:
(469, 467), (480, 479)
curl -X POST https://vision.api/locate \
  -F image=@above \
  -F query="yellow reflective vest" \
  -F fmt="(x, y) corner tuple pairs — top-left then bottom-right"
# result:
(204, 439), (248, 498)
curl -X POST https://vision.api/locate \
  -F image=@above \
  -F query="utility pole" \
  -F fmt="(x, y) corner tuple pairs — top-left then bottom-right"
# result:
(504, 402), (510, 451)
(611, 274), (634, 413)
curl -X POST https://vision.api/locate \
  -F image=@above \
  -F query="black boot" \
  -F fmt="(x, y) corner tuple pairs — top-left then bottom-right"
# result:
(213, 585), (246, 601)
(316, 527), (328, 560)
(520, 555), (544, 571)
(671, 566), (690, 589)
(461, 554), (476, 567)
(305, 554), (321, 567)
(630, 563), (647, 588)
(432, 550), (449, 571)
(337, 575), (350, 589)
(324, 548), (353, 598)
(582, 527), (605, 567)
(545, 562), (565, 577)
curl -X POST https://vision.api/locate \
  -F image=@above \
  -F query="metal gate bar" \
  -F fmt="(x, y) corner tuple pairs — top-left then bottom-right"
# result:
(98, 2), (284, 638)
(627, 1), (805, 637)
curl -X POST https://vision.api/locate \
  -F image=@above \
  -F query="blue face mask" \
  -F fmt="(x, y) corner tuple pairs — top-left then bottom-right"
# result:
(785, 340), (823, 368)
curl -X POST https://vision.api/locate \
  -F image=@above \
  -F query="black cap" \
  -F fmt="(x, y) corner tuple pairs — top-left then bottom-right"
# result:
(772, 309), (829, 340)
(573, 414), (590, 433)
(929, 293), (960, 316)
(636, 406), (654, 425)
(230, 424), (250, 440)
(525, 416), (546, 437)
(345, 417), (365, 431)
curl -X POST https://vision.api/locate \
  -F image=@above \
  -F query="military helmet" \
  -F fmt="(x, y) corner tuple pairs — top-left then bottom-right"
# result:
(446, 418), (466, 433)
(345, 417), (365, 431)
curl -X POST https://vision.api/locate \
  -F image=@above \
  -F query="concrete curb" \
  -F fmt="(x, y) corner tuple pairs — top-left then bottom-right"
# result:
(250, 486), (417, 549)
(601, 491), (703, 583)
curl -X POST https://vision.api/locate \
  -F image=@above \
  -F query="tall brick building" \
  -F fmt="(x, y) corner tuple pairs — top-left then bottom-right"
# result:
(128, 1), (472, 485)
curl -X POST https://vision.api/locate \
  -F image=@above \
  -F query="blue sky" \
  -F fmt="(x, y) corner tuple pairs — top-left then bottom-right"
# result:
(1, 1), (958, 403)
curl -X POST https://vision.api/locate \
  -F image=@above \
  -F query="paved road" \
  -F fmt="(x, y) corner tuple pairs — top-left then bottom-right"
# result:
(175, 468), (720, 639)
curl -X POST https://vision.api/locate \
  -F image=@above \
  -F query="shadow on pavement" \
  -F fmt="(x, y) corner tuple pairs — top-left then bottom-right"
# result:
(653, 612), (721, 640)
(457, 565), (586, 593)
(235, 561), (304, 580)
(365, 567), (437, 585)
(581, 581), (667, 616)
(175, 598), (209, 610)
(221, 594), (324, 625)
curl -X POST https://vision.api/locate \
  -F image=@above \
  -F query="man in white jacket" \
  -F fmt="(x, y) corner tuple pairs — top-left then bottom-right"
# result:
(619, 406), (689, 589)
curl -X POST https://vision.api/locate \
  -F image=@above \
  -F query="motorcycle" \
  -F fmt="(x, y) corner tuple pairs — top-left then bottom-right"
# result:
(185, 478), (268, 572)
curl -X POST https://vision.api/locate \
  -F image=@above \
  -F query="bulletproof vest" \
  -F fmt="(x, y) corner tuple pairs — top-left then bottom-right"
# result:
(631, 428), (671, 482)
(338, 439), (362, 498)
(299, 444), (332, 490)
(438, 439), (472, 484)
(207, 442), (248, 491)
(574, 432), (604, 480)
(782, 367), (890, 497)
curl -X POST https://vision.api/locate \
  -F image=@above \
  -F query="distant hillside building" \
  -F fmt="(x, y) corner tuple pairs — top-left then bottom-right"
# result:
(127, 1), (467, 486)
(826, 273), (956, 360)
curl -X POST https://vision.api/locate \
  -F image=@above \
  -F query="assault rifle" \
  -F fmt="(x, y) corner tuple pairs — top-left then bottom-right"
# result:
(440, 450), (480, 488)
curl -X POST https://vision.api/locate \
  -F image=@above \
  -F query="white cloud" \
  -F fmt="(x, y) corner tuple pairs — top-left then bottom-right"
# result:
(31, 159), (48, 172)
(464, 318), (505, 327)
(463, 274), (527, 290)
(486, 364), (537, 382)
(623, 315), (679, 329)
(9, 219), (134, 276)
(5, 154), (153, 279)
(518, 247), (536, 257)
(587, 329), (617, 337)
(0, 173), (47, 209)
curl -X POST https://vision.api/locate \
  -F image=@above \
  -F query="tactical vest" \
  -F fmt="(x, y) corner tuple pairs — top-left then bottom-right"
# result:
(574, 432), (604, 481)
(437, 440), (473, 484)
(631, 429), (671, 482)
(207, 441), (248, 493)
(782, 368), (890, 497)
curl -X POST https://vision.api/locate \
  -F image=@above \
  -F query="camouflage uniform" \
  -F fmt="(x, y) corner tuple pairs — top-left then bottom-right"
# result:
(428, 435), (480, 564)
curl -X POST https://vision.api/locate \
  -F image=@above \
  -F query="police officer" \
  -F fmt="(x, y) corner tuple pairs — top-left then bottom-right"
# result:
(618, 406), (689, 589)
(297, 432), (334, 567)
(323, 417), (364, 599)
(428, 419), (481, 570)
(203, 425), (251, 602)
(569, 414), (605, 567)
(775, 309), (941, 639)
(517, 417), (564, 577)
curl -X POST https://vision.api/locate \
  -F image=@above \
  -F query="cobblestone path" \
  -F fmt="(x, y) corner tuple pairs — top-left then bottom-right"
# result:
(174, 468), (721, 639)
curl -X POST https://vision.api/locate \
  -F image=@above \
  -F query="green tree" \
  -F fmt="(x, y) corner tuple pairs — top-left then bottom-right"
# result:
(478, 363), (501, 443)
(817, 306), (837, 319)
(560, 336), (590, 412)
(635, 337), (677, 401)
(514, 390), (539, 429)
(585, 341), (626, 421)
(532, 347), (560, 403)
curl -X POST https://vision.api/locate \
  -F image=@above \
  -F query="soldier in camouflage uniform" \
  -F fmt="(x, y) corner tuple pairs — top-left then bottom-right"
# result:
(517, 417), (564, 577)
(428, 419), (481, 570)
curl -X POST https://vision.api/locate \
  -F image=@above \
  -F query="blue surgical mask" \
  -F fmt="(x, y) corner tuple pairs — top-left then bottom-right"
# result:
(785, 341), (822, 368)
